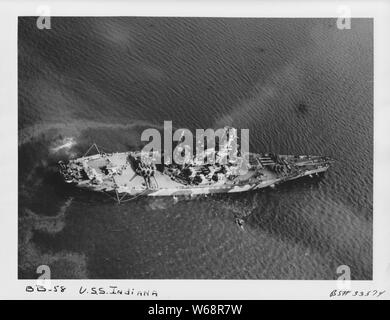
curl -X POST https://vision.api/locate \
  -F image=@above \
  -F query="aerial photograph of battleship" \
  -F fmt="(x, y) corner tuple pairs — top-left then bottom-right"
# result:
(18, 17), (373, 280)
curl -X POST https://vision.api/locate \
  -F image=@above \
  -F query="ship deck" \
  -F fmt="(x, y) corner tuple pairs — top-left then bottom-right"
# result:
(66, 150), (332, 196)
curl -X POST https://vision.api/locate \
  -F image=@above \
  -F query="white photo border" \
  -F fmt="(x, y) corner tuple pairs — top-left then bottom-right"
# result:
(0, 0), (389, 300)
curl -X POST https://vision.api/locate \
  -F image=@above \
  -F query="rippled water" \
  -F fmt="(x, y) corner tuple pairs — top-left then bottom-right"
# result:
(18, 17), (373, 279)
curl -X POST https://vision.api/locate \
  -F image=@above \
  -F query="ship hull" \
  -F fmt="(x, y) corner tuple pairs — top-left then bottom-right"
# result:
(59, 149), (333, 201)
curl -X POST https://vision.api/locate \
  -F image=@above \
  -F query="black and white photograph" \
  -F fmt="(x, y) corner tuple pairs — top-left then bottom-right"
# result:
(0, 0), (389, 303)
(17, 16), (373, 280)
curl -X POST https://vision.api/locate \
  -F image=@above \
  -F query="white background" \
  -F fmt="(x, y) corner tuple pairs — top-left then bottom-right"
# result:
(0, 0), (389, 300)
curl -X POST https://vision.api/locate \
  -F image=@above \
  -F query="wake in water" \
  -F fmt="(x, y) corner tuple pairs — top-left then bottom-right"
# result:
(18, 196), (89, 279)
(50, 137), (77, 154)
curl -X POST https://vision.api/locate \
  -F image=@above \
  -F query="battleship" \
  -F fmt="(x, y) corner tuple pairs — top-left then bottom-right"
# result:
(58, 128), (334, 203)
